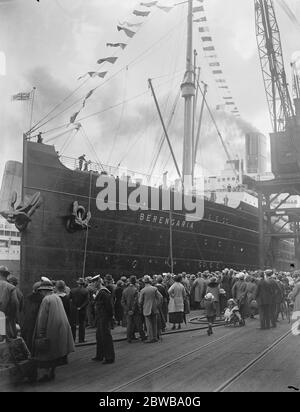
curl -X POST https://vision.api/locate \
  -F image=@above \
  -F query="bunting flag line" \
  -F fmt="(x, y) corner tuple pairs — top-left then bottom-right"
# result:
(119, 21), (143, 28)
(117, 25), (136, 38)
(199, 27), (209, 32)
(140, 1), (158, 6)
(106, 42), (127, 50)
(77, 71), (108, 80)
(97, 57), (118, 65)
(133, 10), (151, 17)
(197, 2), (240, 117)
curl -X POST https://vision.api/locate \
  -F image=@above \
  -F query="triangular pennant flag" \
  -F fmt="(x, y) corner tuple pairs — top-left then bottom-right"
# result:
(97, 57), (118, 65)
(193, 6), (204, 12)
(199, 27), (210, 32)
(201, 36), (212, 42)
(140, 1), (158, 6)
(119, 21), (143, 28)
(92, 71), (108, 78)
(82, 89), (96, 107)
(77, 71), (107, 80)
(133, 10), (150, 17)
(194, 17), (207, 22)
(156, 5), (173, 12)
(106, 42), (127, 50)
(117, 25), (136, 38)
(70, 111), (80, 124)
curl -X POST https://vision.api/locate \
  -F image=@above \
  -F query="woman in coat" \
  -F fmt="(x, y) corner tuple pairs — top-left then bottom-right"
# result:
(168, 274), (186, 330)
(32, 280), (75, 382)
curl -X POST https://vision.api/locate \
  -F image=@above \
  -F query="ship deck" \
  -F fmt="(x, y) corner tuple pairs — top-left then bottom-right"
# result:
(2, 312), (299, 393)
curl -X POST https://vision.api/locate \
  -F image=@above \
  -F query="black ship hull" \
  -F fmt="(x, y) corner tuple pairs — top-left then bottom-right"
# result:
(1, 142), (293, 293)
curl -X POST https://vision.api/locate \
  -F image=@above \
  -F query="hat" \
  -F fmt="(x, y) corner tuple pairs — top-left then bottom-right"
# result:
(0, 266), (10, 276)
(219, 288), (226, 295)
(121, 276), (127, 282)
(265, 269), (273, 277)
(76, 278), (86, 285)
(41, 276), (51, 283)
(190, 274), (196, 280)
(33, 281), (41, 293)
(143, 275), (152, 283)
(129, 275), (137, 284)
(91, 274), (100, 282)
(38, 280), (54, 292)
(205, 293), (214, 300)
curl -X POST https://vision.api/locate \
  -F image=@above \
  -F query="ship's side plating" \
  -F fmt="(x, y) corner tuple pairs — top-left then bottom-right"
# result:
(17, 141), (270, 293)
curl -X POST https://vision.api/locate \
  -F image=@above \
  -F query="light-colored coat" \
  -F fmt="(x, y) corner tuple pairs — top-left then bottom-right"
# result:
(139, 284), (162, 317)
(168, 282), (186, 313)
(291, 282), (300, 312)
(33, 293), (75, 362)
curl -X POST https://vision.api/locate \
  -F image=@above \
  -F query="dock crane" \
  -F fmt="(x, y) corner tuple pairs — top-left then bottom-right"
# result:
(254, 0), (300, 268)
(255, 0), (300, 176)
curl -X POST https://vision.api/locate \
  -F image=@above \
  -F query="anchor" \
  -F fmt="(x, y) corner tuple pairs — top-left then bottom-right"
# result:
(0, 191), (42, 232)
(66, 201), (91, 233)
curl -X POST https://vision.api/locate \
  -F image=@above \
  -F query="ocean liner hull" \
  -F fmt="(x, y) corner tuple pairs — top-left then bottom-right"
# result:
(0, 141), (293, 293)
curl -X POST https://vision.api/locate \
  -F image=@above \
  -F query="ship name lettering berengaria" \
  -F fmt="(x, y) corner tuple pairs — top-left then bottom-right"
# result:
(95, 174), (204, 222)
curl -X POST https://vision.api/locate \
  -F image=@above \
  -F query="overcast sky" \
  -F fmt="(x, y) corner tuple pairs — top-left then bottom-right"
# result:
(1, 0), (300, 184)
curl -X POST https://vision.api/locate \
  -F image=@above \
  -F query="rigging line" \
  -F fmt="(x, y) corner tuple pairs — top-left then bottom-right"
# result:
(148, 10), (185, 176)
(29, 16), (187, 134)
(41, 74), (183, 137)
(196, 80), (237, 176)
(276, 0), (300, 29)
(80, 127), (105, 171)
(106, 67), (128, 164)
(60, 130), (76, 156)
(149, 87), (181, 177)
(27, 78), (90, 135)
(35, 89), (151, 136)
(44, 128), (74, 144)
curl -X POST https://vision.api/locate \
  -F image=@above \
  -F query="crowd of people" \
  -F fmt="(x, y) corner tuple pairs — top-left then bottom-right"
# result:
(1, 264), (300, 385)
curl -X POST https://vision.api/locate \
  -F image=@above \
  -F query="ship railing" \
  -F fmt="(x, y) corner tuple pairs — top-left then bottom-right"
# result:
(59, 155), (177, 188)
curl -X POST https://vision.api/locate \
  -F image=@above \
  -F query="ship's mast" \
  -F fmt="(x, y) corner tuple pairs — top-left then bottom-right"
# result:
(181, 0), (196, 180)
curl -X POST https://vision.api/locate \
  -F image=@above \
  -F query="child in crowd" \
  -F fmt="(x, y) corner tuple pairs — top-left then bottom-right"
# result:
(204, 293), (216, 336)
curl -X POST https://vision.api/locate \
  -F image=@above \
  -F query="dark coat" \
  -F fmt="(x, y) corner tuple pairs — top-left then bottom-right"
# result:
(255, 279), (273, 305)
(21, 292), (43, 352)
(114, 286), (124, 322)
(69, 286), (89, 311)
(95, 287), (113, 320)
(204, 300), (217, 317)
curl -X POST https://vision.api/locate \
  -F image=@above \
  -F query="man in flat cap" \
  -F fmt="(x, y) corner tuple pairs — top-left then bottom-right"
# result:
(0, 266), (19, 338)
